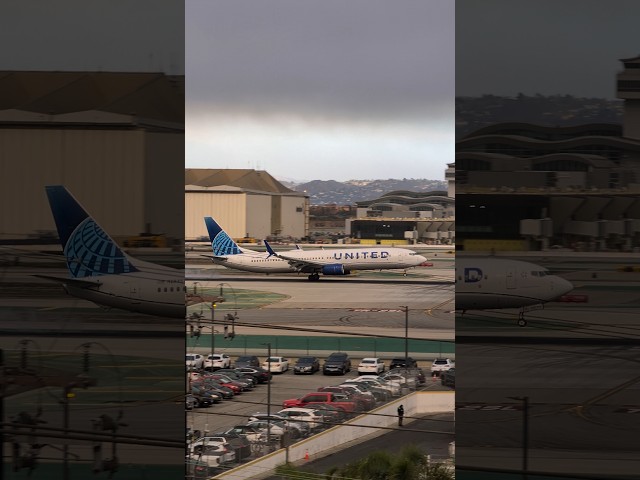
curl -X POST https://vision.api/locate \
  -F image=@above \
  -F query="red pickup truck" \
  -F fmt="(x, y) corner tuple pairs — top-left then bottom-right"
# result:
(282, 392), (357, 413)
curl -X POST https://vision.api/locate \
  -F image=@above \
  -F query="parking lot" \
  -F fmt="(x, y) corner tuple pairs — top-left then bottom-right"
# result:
(186, 356), (453, 474)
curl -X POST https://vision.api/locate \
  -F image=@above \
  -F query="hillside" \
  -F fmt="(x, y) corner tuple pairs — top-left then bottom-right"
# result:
(280, 178), (447, 205)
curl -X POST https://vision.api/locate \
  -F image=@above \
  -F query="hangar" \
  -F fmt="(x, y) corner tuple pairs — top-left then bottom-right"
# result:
(0, 71), (184, 244)
(185, 169), (309, 242)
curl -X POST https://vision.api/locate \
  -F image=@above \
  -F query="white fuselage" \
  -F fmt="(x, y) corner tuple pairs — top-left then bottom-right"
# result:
(63, 260), (185, 318)
(456, 258), (573, 310)
(213, 247), (426, 274)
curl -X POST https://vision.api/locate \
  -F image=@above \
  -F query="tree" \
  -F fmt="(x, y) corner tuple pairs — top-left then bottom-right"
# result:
(275, 446), (455, 480)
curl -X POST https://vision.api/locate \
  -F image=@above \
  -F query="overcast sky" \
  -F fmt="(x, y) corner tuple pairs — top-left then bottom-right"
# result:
(186, 0), (454, 183)
(0, 0), (183, 74)
(456, 0), (640, 98)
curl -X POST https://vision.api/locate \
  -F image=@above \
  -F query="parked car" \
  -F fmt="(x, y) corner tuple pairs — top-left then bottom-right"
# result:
(350, 376), (401, 396)
(430, 358), (454, 376)
(214, 370), (257, 388)
(248, 413), (311, 436)
(293, 356), (320, 374)
(235, 366), (272, 384)
(277, 408), (325, 430)
(234, 355), (260, 368)
(193, 444), (236, 467)
(186, 353), (204, 370)
(261, 356), (289, 373)
(389, 357), (418, 370)
(357, 357), (385, 375)
(440, 368), (455, 388)
(204, 353), (231, 371)
(323, 352), (351, 375)
(387, 367), (426, 385)
(185, 394), (199, 410)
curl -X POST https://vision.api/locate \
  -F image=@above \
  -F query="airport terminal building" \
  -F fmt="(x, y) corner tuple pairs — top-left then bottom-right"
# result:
(456, 56), (640, 251)
(347, 189), (455, 245)
(185, 169), (309, 241)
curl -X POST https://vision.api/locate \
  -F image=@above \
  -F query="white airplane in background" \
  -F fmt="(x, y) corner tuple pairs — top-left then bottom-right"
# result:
(456, 257), (573, 326)
(37, 186), (185, 318)
(204, 217), (428, 281)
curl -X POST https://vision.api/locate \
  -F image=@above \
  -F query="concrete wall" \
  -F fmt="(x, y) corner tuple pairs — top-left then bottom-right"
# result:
(216, 391), (454, 480)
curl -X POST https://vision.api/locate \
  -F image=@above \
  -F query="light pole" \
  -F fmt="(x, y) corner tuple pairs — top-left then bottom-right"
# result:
(261, 342), (272, 448)
(400, 306), (409, 371)
(508, 395), (529, 478)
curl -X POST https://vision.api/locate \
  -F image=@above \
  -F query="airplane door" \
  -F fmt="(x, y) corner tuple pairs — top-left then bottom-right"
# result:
(506, 270), (516, 289)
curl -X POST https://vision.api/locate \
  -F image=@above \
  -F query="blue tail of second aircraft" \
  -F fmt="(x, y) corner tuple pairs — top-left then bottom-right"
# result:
(204, 217), (242, 256)
(45, 186), (138, 277)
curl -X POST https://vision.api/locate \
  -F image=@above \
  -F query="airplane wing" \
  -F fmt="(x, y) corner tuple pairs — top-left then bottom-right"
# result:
(33, 275), (102, 288)
(263, 240), (321, 273)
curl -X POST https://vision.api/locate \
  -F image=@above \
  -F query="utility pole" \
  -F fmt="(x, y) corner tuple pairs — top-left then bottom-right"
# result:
(210, 302), (216, 360)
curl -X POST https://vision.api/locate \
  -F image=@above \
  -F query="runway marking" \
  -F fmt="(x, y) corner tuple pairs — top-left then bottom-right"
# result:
(426, 298), (454, 317)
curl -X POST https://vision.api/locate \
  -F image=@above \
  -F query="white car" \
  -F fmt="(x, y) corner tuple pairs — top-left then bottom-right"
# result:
(381, 372), (418, 389)
(431, 358), (454, 375)
(351, 376), (401, 396)
(358, 357), (385, 374)
(262, 356), (289, 373)
(277, 408), (323, 430)
(204, 353), (231, 371)
(194, 444), (236, 467)
(186, 353), (204, 370)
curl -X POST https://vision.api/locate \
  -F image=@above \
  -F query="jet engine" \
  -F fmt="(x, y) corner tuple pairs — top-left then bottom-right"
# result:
(321, 264), (351, 275)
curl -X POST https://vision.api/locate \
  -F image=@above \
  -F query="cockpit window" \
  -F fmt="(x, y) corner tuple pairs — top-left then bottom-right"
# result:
(531, 271), (550, 277)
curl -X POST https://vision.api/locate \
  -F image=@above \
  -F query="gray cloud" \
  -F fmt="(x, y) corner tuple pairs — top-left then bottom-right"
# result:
(186, 0), (454, 123)
(456, 0), (640, 98)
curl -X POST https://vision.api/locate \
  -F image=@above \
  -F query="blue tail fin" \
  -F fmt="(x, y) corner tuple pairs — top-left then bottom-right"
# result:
(45, 186), (138, 277)
(204, 217), (241, 256)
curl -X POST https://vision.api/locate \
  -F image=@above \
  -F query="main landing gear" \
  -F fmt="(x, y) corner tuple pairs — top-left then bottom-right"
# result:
(307, 273), (320, 281)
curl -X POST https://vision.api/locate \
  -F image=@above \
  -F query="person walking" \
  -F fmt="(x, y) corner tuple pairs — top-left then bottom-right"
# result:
(397, 404), (405, 427)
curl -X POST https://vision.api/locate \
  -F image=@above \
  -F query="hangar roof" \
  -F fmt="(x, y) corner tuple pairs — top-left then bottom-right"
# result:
(185, 169), (306, 196)
(0, 71), (184, 125)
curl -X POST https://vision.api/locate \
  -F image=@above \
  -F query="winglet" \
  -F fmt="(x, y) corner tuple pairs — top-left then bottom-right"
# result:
(263, 240), (276, 258)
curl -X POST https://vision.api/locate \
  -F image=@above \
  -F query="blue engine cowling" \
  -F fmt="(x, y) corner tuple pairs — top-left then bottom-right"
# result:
(321, 264), (350, 275)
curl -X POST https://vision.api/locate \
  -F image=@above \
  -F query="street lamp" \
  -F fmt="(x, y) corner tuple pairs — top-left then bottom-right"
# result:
(508, 395), (529, 478)
(260, 342), (272, 448)
(400, 306), (409, 372)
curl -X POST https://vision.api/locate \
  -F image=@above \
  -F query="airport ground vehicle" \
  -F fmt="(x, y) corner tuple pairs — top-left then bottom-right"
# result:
(430, 358), (454, 376)
(357, 357), (385, 374)
(293, 356), (321, 374)
(323, 352), (351, 375)
(262, 356), (289, 373)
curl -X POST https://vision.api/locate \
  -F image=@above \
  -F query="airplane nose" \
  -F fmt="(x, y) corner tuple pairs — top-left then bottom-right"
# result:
(417, 255), (428, 264)
(556, 277), (574, 296)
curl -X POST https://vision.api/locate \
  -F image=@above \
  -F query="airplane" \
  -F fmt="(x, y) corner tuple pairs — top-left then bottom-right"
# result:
(456, 257), (574, 326)
(204, 217), (428, 280)
(37, 186), (185, 318)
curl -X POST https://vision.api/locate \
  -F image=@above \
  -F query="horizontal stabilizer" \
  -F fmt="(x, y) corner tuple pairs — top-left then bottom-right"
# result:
(34, 274), (102, 288)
